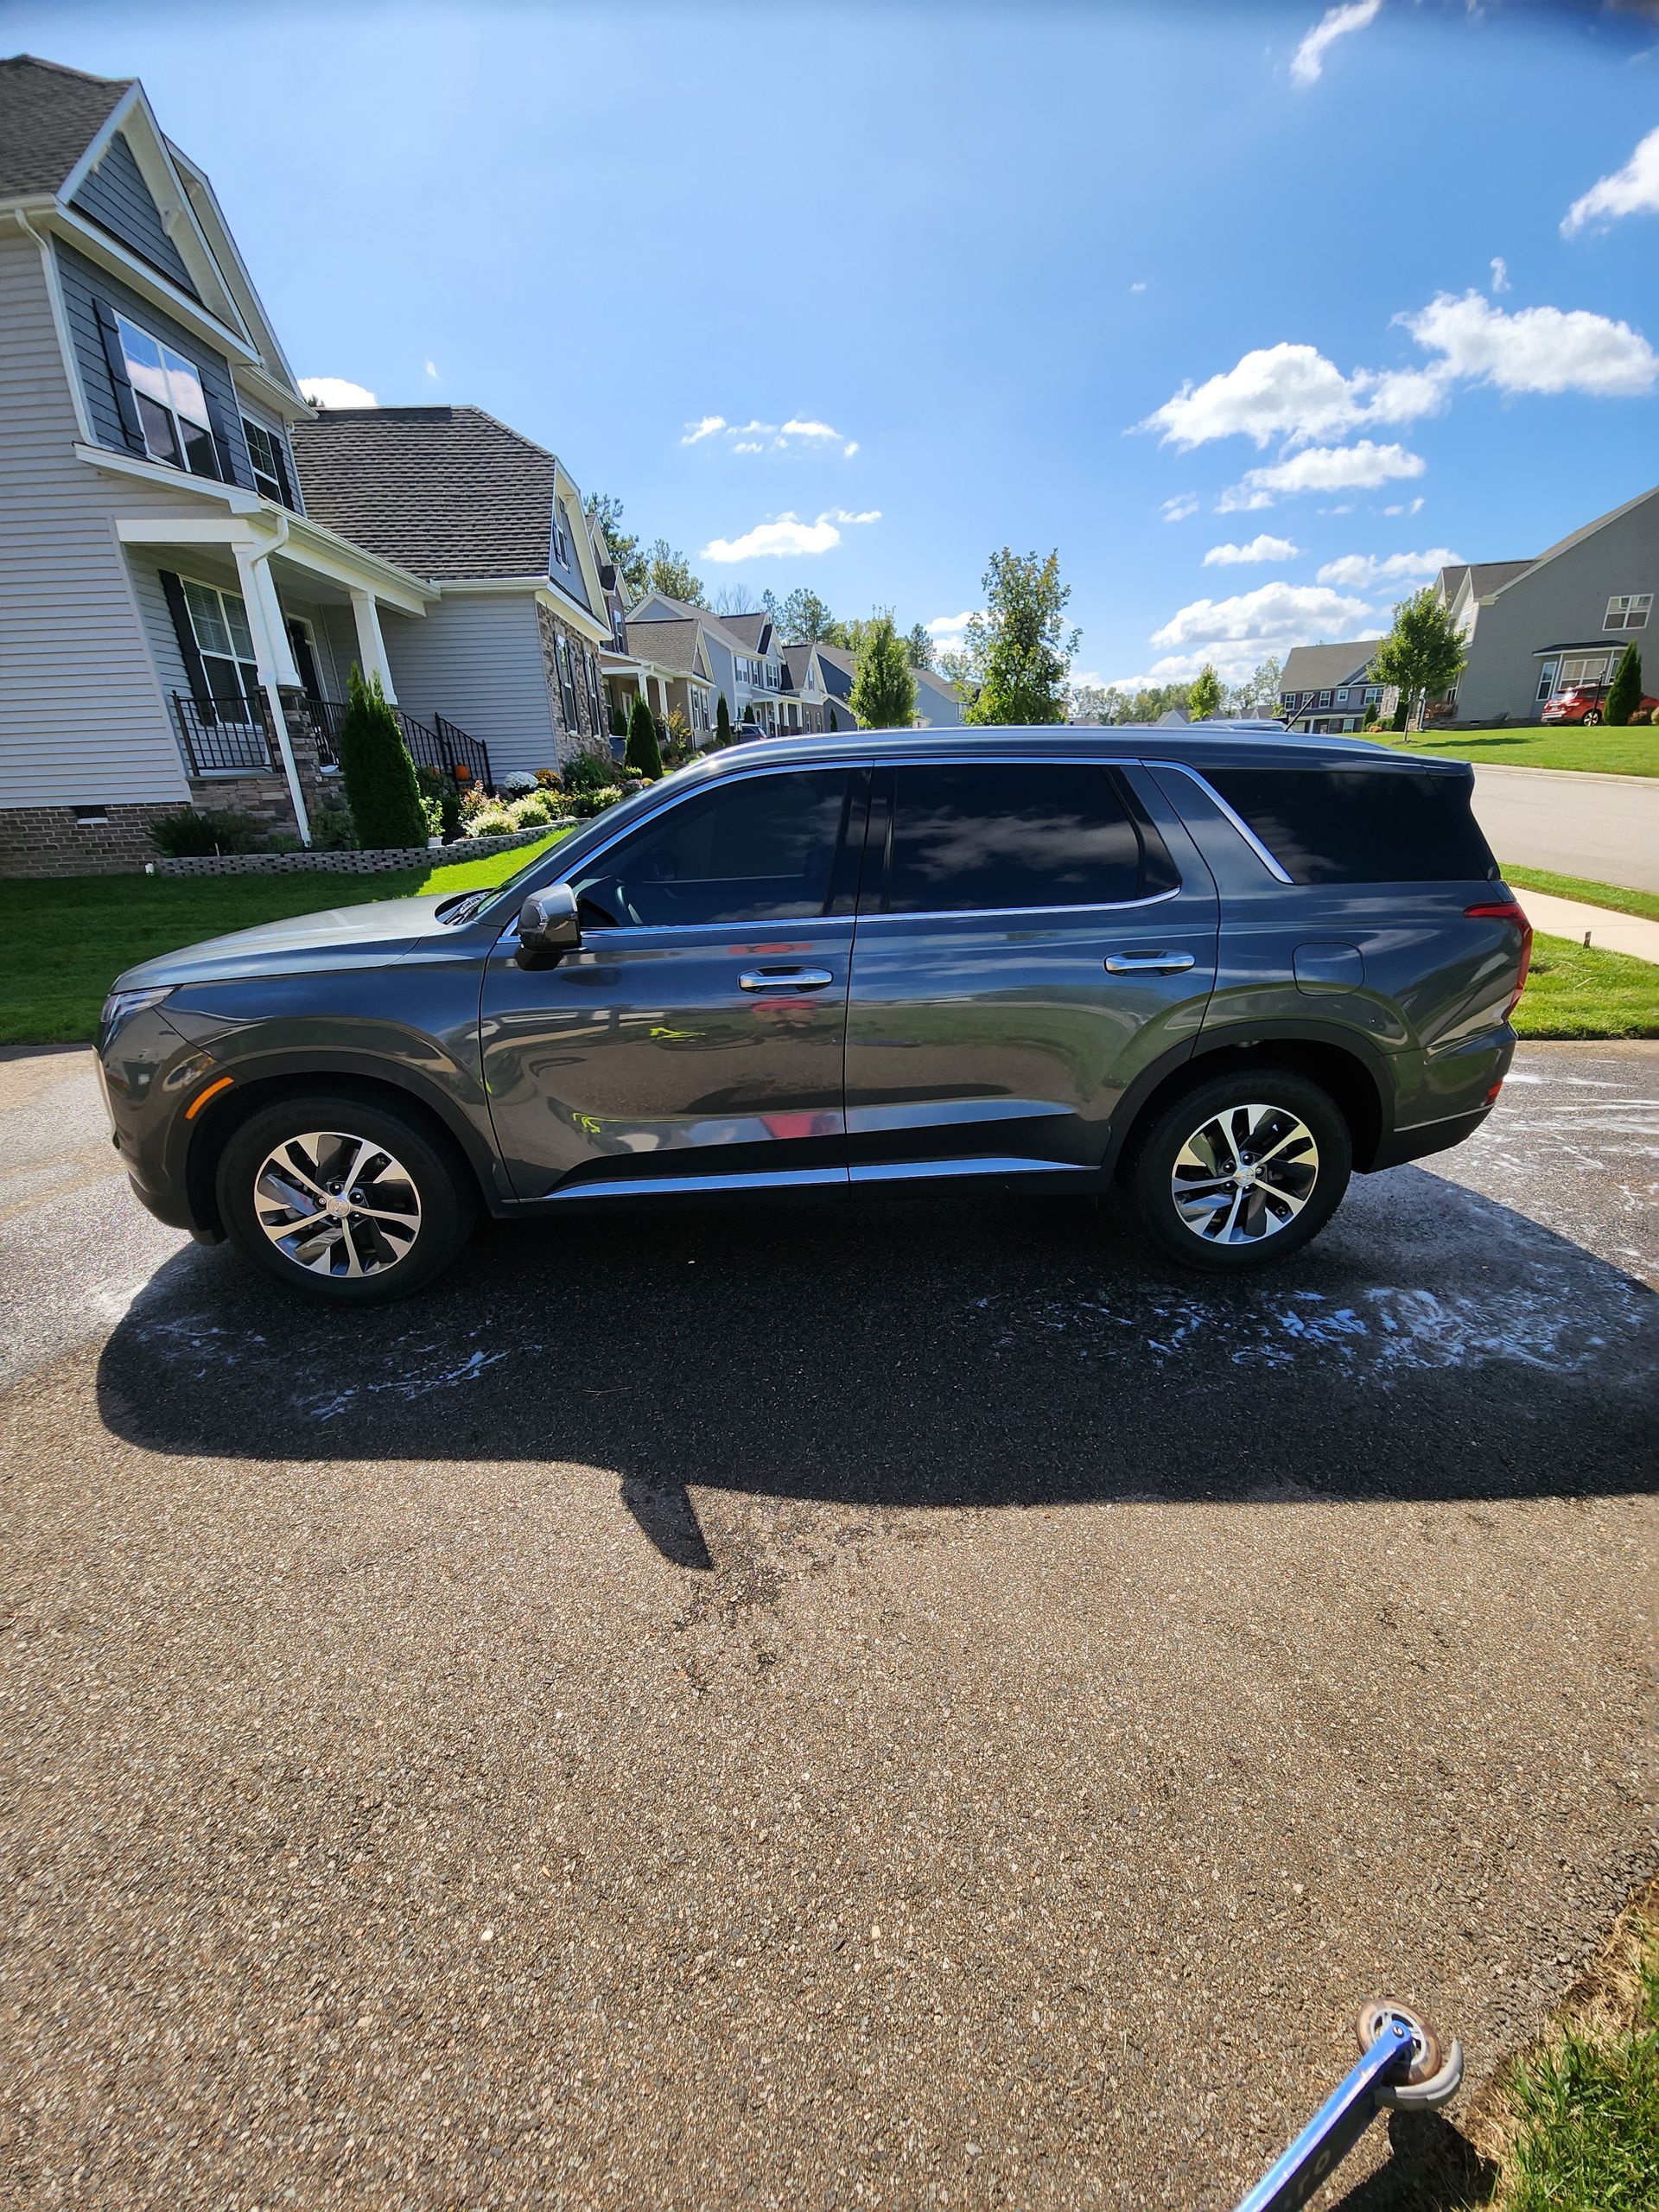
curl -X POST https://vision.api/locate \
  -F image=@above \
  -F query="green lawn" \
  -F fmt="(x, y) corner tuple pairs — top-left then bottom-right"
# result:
(1466, 1906), (1658, 2212)
(1512, 931), (1659, 1039)
(1500, 866), (1659, 925)
(1376, 726), (1659, 776)
(0, 830), (566, 1046)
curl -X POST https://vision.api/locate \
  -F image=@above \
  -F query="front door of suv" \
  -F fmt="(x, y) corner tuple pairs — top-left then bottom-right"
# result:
(480, 766), (866, 1199)
(844, 759), (1218, 1179)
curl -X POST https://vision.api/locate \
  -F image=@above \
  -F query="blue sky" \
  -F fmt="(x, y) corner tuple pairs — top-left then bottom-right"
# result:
(10, 0), (1658, 690)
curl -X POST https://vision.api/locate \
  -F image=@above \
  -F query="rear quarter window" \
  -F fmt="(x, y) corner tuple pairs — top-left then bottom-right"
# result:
(1205, 766), (1498, 886)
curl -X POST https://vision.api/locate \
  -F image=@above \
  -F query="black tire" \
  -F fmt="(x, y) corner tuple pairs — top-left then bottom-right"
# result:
(1581, 709), (1602, 726)
(216, 1090), (476, 1304)
(1122, 1065), (1352, 1274)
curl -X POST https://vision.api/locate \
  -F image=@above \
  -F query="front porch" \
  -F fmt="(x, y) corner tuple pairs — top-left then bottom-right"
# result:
(601, 652), (715, 750)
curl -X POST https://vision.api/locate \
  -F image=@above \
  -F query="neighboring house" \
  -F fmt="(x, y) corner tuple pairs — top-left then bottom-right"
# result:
(1429, 489), (1656, 722)
(0, 54), (438, 874)
(810, 643), (861, 731)
(779, 644), (835, 734)
(626, 593), (794, 732)
(912, 662), (964, 727)
(609, 617), (717, 743)
(292, 405), (617, 780)
(1278, 642), (1386, 734)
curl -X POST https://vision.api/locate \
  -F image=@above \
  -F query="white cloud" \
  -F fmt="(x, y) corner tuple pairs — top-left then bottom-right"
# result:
(1400, 289), (1659, 396)
(1290, 0), (1383, 86)
(682, 414), (860, 455)
(1218, 439), (1426, 510)
(925, 610), (983, 651)
(1130, 280), (1147, 293)
(1204, 534), (1302, 566)
(1150, 580), (1373, 653)
(1143, 342), (1363, 450)
(1489, 257), (1510, 295)
(1316, 545), (1460, 588)
(1562, 124), (1659, 236)
(423, 359), (439, 379)
(1382, 496), (1426, 516)
(700, 509), (880, 563)
(1160, 493), (1200, 522)
(301, 376), (376, 409)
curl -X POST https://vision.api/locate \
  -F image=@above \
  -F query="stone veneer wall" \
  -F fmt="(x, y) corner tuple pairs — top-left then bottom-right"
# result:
(537, 605), (611, 764)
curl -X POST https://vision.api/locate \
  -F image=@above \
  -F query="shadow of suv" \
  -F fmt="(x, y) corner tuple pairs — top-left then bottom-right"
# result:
(96, 725), (1531, 1303)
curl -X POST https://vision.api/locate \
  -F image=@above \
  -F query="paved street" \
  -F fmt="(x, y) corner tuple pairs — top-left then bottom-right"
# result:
(3, 1043), (1656, 2209)
(1472, 762), (1659, 892)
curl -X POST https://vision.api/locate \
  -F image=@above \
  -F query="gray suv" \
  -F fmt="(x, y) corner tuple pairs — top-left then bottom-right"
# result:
(96, 728), (1530, 1303)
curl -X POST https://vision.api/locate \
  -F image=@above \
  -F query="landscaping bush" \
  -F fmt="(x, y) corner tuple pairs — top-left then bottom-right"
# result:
(149, 808), (268, 858)
(534, 766), (563, 791)
(563, 747), (623, 794)
(1606, 641), (1643, 727)
(624, 695), (664, 779)
(421, 794), (445, 841)
(1629, 706), (1653, 726)
(568, 785), (625, 818)
(335, 665), (426, 849)
(309, 791), (358, 850)
(415, 762), (462, 842)
(502, 771), (538, 797)
(715, 695), (734, 748)
(464, 804), (517, 837)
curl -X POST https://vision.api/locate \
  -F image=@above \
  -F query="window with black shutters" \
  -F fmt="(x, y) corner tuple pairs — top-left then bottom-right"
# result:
(880, 763), (1169, 914)
(242, 418), (294, 507)
(1205, 766), (1498, 885)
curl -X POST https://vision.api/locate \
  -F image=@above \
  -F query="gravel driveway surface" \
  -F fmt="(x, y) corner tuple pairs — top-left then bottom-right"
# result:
(3, 1042), (1655, 2210)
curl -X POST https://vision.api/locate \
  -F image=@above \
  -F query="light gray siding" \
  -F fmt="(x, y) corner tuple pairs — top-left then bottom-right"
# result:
(913, 668), (963, 727)
(1458, 494), (1658, 723)
(54, 238), (256, 491)
(69, 129), (197, 297)
(378, 593), (557, 779)
(0, 230), (193, 808)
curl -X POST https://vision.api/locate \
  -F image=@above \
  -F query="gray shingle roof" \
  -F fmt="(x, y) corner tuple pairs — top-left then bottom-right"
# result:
(813, 643), (856, 698)
(1278, 639), (1384, 694)
(626, 592), (754, 658)
(623, 618), (708, 677)
(719, 612), (769, 652)
(0, 54), (130, 199)
(290, 405), (569, 582)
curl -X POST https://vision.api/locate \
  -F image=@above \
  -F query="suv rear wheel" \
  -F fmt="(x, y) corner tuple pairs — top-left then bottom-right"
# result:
(1123, 1066), (1352, 1274)
(216, 1090), (475, 1304)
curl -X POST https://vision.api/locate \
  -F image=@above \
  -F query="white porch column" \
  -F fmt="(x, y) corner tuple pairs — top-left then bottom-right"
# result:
(349, 588), (397, 703)
(232, 543), (312, 846)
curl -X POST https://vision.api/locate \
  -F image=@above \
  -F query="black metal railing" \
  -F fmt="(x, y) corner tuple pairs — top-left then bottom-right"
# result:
(174, 693), (275, 775)
(432, 714), (493, 792)
(295, 698), (492, 791)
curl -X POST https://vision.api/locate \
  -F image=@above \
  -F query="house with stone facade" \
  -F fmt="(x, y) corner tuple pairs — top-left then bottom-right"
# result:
(626, 594), (802, 733)
(0, 53), (443, 875)
(291, 406), (620, 785)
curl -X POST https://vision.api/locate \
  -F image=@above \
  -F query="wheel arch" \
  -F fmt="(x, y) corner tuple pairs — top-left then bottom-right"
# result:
(1105, 1021), (1393, 1181)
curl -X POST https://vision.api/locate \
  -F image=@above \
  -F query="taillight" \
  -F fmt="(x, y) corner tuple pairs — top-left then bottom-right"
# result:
(1465, 899), (1533, 1015)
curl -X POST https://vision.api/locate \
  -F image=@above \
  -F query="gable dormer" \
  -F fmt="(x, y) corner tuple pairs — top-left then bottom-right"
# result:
(70, 125), (197, 297)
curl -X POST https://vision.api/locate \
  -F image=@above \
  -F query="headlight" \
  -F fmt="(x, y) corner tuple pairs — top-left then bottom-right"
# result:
(99, 984), (175, 1044)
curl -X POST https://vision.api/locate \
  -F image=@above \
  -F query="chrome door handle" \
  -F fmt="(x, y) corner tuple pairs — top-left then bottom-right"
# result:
(1104, 952), (1196, 975)
(739, 968), (836, 991)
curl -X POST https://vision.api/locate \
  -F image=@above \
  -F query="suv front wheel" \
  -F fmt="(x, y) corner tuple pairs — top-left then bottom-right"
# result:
(216, 1090), (476, 1303)
(1123, 1066), (1352, 1273)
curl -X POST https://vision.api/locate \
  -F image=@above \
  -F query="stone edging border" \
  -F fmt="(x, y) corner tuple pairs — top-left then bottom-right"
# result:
(149, 826), (555, 878)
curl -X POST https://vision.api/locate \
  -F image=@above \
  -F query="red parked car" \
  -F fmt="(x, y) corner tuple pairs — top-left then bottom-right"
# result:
(1542, 682), (1658, 725)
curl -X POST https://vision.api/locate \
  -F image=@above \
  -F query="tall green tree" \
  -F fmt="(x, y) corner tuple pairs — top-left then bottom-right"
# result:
(715, 694), (734, 747)
(336, 664), (426, 849)
(1188, 663), (1224, 721)
(849, 613), (918, 728)
(584, 493), (645, 598)
(1369, 588), (1467, 733)
(963, 548), (1079, 725)
(644, 540), (707, 607)
(624, 694), (664, 778)
(1605, 640), (1643, 726)
(779, 588), (836, 643)
(905, 621), (935, 671)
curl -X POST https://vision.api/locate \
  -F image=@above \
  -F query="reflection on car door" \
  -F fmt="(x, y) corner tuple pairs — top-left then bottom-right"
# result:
(480, 767), (867, 1200)
(843, 759), (1218, 1179)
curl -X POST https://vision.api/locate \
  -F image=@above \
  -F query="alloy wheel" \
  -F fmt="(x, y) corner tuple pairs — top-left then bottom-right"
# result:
(1169, 1101), (1319, 1247)
(253, 1128), (423, 1278)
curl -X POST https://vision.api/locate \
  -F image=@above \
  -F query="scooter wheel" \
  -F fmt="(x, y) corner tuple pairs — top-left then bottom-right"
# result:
(1356, 1999), (1464, 2108)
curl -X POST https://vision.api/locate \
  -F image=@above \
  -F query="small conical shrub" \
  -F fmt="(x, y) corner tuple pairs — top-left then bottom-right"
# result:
(625, 694), (664, 779)
(715, 694), (733, 747)
(337, 664), (426, 849)
(1605, 641), (1643, 726)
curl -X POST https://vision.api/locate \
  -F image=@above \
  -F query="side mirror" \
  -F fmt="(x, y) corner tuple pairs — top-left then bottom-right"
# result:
(516, 883), (581, 964)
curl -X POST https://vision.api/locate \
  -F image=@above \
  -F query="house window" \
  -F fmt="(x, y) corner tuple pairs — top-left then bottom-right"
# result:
(551, 501), (571, 569)
(1317, 690), (1332, 709)
(242, 417), (292, 507)
(1335, 687), (1350, 704)
(1536, 659), (1559, 702)
(116, 313), (219, 478)
(1364, 685), (1380, 703)
(585, 648), (604, 733)
(181, 579), (260, 705)
(1604, 594), (1652, 632)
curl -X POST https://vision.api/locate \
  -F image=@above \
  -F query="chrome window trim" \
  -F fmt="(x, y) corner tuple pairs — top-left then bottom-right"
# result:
(855, 884), (1183, 926)
(1144, 759), (1294, 886)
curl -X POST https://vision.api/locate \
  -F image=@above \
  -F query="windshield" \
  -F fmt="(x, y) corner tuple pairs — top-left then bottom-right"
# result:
(438, 765), (710, 927)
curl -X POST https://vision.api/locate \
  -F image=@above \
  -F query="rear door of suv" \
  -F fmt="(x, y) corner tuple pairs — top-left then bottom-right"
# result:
(842, 756), (1219, 1181)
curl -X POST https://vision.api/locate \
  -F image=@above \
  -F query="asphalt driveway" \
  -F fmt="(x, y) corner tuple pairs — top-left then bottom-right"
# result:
(3, 1043), (1656, 2209)
(1471, 762), (1659, 892)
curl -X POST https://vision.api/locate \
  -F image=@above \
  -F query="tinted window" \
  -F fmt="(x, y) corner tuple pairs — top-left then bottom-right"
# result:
(569, 770), (853, 928)
(882, 764), (1162, 913)
(1205, 766), (1497, 886)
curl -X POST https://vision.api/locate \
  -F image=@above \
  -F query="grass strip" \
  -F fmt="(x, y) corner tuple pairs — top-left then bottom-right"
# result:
(1374, 728), (1659, 777)
(1511, 931), (1659, 1039)
(1500, 866), (1659, 925)
(0, 830), (568, 1046)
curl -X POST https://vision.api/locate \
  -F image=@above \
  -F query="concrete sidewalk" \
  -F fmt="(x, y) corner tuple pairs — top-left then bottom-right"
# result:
(1516, 886), (1659, 964)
